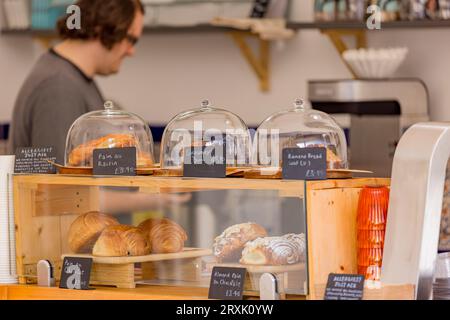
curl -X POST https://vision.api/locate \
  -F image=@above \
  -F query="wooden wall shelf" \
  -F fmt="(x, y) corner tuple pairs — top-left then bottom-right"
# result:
(0, 25), (238, 36)
(3, 19), (450, 36)
(288, 20), (450, 30)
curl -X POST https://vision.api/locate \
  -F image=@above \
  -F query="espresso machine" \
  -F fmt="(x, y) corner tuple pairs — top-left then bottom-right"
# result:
(308, 79), (430, 177)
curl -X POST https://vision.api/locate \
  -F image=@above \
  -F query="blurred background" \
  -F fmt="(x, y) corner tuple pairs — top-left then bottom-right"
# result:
(1, 1), (449, 143)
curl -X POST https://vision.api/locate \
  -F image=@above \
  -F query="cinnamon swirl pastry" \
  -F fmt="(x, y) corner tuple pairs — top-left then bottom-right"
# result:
(138, 218), (187, 253)
(213, 223), (267, 263)
(240, 233), (306, 265)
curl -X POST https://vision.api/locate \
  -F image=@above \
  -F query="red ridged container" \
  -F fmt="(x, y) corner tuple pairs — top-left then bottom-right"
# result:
(357, 229), (386, 248)
(356, 185), (390, 281)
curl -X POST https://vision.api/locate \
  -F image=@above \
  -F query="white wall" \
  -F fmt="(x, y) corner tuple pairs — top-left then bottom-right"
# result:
(1, 1), (450, 126)
(369, 29), (450, 121)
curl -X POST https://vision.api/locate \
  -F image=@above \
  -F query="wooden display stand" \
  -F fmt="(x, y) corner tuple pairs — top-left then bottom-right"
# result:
(62, 248), (210, 289)
(12, 175), (414, 300)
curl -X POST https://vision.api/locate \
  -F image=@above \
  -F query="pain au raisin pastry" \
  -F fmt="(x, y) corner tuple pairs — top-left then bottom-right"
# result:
(93, 225), (150, 257)
(240, 233), (306, 266)
(68, 133), (154, 167)
(213, 223), (267, 263)
(138, 218), (188, 253)
(68, 211), (119, 254)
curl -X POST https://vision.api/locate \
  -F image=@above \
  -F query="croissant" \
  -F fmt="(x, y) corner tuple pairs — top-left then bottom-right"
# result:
(92, 225), (150, 257)
(138, 218), (187, 253)
(213, 222), (267, 263)
(68, 134), (154, 167)
(240, 233), (306, 266)
(68, 211), (119, 253)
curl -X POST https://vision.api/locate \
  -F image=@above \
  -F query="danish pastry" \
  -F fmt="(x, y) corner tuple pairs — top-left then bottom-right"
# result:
(213, 222), (267, 263)
(240, 233), (306, 265)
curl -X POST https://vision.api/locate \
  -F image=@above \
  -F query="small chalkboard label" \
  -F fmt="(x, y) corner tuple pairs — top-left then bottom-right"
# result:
(208, 267), (246, 300)
(59, 257), (93, 290)
(282, 147), (327, 180)
(183, 141), (226, 178)
(93, 147), (136, 176)
(324, 273), (365, 300)
(14, 146), (57, 174)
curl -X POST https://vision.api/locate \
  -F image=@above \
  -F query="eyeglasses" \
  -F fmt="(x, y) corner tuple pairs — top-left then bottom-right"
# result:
(125, 34), (139, 46)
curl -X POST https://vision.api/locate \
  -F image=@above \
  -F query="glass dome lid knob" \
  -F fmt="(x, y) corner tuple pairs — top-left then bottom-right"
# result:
(294, 98), (305, 110)
(104, 101), (115, 110)
(201, 99), (212, 109)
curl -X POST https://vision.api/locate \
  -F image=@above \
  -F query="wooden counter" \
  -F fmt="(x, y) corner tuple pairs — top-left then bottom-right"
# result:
(0, 283), (414, 300)
(0, 284), (209, 300)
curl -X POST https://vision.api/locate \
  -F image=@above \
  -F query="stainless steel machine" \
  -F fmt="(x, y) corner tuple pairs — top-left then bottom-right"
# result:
(308, 79), (429, 176)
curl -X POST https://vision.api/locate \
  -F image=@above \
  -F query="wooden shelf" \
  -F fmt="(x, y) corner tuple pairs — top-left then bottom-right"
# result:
(0, 24), (243, 36)
(3, 19), (450, 36)
(0, 283), (414, 300)
(288, 19), (450, 30)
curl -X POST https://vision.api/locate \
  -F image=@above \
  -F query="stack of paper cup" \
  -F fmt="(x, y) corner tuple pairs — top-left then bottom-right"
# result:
(0, 155), (18, 284)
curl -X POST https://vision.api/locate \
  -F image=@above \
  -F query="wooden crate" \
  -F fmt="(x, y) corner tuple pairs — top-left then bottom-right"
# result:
(12, 175), (412, 299)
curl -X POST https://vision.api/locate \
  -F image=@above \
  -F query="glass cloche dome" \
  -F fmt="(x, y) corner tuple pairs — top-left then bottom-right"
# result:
(160, 100), (251, 169)
(65, 101), (155, 168)
(254, 99), (348, 169)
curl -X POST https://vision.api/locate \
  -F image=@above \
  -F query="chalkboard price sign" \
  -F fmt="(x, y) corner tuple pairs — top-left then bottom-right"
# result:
(14, 146), (57, 174)
(208, 267), (246, 300)
(183, 141), (226, 178)
(93, 147), (136, 176)
(324, 273), (365, 300)
(59, 257), (93, 290)
(282, 147), (327, 180)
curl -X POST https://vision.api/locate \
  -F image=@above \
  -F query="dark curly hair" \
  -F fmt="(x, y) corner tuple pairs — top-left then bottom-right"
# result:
(57, 0), (145, 50)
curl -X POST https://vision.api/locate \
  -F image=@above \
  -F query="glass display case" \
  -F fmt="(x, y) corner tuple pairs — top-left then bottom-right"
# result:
(12, 174), (392, 299)
(65, 101), (155, 168)
(254, 99), (348, 169)
(160, 100), (252, 169)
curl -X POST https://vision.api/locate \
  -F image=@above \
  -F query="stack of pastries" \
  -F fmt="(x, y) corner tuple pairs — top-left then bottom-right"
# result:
(213, 222), (306, 266)
(68, 212), (187, 257)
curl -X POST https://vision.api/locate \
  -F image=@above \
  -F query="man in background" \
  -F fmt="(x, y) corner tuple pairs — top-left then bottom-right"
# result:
(9, 0), (144, 162)
(9, 0), (190, 214)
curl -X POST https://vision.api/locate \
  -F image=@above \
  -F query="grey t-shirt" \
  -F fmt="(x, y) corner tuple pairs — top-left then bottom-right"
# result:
(9, 49), (104, 163)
